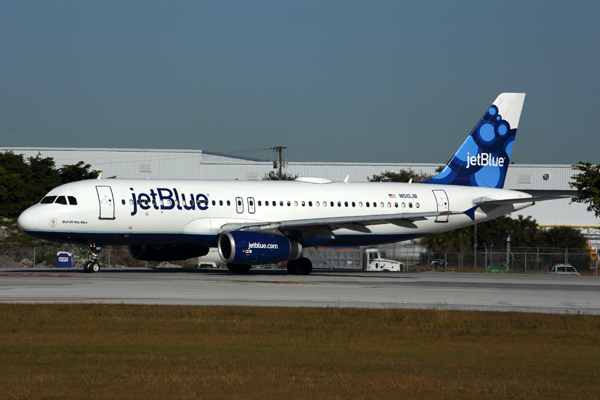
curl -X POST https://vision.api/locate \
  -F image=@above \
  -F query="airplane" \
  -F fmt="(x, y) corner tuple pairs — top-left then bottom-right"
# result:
(17, 93), (564, 275)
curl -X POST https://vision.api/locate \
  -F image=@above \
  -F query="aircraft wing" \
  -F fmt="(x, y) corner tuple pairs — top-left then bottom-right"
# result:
(218, 211), (442, 239)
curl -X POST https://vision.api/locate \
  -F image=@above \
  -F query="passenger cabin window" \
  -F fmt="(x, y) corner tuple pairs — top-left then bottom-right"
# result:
(41, 196), (57, 204)
(69, 196), (78, 205)
(55, 196), (68, 205)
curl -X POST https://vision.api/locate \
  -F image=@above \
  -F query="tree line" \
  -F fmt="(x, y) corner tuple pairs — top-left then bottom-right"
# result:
(0, 152), (100, 217)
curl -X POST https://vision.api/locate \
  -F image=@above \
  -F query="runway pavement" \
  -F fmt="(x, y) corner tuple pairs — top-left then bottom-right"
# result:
(1, 267), (599, 314)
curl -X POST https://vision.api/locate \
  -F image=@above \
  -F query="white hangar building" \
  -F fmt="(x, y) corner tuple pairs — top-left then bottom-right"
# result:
(3, 147), (599, 243)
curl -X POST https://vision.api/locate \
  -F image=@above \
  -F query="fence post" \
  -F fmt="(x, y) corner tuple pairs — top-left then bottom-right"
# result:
(565, 247), (568, 264)
(474, 223), (477, 271)
(33, 247), (36, 267)
(444, 250), (447, 272)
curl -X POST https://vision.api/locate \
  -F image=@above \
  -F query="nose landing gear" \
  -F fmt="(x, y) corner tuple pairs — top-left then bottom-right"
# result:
(83, 243), (103, 273)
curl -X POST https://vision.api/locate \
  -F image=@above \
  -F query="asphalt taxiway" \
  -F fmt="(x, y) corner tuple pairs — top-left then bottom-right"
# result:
(1, 268), (599, 314)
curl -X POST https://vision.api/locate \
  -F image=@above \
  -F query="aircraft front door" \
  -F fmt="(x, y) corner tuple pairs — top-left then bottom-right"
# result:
(432, 190), (449, 223)
(96, 186), (115, 220)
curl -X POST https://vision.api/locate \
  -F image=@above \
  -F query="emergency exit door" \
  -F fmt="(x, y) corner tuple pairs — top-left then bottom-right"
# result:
(432, 190), (449, 222)
(96, 186), (115, 220)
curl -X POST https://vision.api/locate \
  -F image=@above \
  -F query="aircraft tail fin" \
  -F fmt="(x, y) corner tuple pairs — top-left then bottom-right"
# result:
(424, 93), (526, 188)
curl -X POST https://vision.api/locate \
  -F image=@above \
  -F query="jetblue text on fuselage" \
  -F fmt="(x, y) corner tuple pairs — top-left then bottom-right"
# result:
(130, 188), (209, 216)
(466, 153), (505, 169)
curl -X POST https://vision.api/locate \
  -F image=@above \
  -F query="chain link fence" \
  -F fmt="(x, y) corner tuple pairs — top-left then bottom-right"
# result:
(0, 245), (196, 269)
(0, 244), (596, 274)
(424, 246), (595, 273)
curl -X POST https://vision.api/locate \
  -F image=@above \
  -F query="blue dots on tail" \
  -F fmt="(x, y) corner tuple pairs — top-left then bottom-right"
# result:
(425, 104), (517, 188)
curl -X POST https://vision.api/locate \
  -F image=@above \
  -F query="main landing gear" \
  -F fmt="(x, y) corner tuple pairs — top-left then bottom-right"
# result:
(225, 257), (313, 275)
(287, 257), (313, 275)
(226, 264), (251, 274)
(83, 243), (102, 273)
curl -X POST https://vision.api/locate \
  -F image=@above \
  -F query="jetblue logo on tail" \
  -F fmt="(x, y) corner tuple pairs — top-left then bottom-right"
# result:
(466, 153), (505, 169)
(425, 93), (525, 188)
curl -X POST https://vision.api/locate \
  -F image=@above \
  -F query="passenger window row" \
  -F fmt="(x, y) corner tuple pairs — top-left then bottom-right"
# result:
(119, 198), (421, 209)
(256, 200), (420, 209)
(41, 194), (420, 210)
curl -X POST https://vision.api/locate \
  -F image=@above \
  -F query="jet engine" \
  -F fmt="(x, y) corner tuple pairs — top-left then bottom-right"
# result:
(218, 231), (302, 264)
(128, 244), (210, 261)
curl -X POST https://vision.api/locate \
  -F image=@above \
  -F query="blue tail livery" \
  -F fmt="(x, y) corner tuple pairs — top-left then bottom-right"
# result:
(425, 93), (526, 188)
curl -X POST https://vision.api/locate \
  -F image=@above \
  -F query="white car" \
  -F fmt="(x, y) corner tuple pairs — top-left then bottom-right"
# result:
(549, 264), (580, 275)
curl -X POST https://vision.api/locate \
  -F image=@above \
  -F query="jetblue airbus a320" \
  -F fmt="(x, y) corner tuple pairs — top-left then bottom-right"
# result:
(17, 93), (559, 275)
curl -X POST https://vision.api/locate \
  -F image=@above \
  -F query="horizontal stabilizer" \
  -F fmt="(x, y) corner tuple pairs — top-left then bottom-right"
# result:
(473, 195), (571, 206)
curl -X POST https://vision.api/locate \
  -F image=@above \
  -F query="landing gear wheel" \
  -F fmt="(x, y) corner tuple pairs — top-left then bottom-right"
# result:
(287, 260), (298, 275)
(91, 261), (100, 273)
(83, 261), (92, 273)
(227, 264), (251, 274)
(288, 258), (312, 275)
(295, 257), (313, 275)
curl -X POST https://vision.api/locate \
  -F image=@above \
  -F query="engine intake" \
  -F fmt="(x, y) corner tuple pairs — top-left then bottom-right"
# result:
(218, 231), (302, 264)
(129, 244), (209, 261)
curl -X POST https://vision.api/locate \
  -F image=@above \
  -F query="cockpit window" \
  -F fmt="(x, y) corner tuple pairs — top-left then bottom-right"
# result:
(40, 196), (57, 204)
(55, 196), (68, 205)
(68, 196), (78, 205)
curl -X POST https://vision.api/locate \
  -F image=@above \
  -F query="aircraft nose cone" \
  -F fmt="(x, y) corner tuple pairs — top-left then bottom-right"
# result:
(17, 208), (40, 232)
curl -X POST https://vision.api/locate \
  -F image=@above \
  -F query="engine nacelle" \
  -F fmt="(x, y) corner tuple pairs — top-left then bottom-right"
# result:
(129, 244), (209, 261)
(218, 231), (302, 264)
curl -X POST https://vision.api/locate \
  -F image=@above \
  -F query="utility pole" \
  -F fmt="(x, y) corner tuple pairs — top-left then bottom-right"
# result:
(270, 146), (287, 179)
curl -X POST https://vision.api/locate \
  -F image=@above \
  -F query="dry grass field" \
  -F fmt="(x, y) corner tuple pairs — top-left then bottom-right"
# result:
(0, 304), (599, 399)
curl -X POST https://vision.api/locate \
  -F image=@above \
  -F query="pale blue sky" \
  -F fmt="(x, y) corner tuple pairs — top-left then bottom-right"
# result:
(1, 1), (598, 164)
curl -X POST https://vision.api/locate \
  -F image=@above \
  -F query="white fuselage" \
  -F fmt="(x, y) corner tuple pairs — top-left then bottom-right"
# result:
(17, 178), (533, 248)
